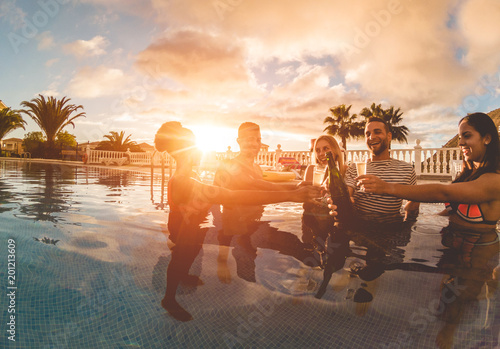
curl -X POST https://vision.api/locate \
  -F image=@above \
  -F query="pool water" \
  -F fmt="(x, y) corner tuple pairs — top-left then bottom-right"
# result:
(1, 160), (499, 348)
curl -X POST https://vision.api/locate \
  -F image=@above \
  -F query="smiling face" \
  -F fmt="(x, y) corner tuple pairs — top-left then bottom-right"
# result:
(315, 138), (333, 166)
(365, 121), (392, 159)
(237, 128), (262, 158)
(458, 120), (490, 166)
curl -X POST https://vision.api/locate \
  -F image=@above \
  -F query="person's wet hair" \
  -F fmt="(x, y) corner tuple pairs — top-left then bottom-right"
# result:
(154, 121), (196, 157)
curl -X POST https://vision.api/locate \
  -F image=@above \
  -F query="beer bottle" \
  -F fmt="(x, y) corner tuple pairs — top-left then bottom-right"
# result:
(326, 151), (354, 229)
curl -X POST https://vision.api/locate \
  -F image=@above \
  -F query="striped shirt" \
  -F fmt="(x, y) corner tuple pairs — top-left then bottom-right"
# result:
(345, 158), (416, 223)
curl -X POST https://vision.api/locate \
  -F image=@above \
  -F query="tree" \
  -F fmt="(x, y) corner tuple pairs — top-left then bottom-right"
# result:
(382, 106), (409, 144)
(56, 131), (77, 149)
(20, 95), (85, 158)
(23, 131), (46, 158)
(0, 107), (26, 141)
(360, 103), (409, 144)
(359, 102), (384, 119)
(96, 131), (142, 151)
(323, 104), (365, 150)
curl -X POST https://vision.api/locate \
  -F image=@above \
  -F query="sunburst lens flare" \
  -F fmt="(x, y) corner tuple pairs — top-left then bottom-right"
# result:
(190, 125), (236, 153)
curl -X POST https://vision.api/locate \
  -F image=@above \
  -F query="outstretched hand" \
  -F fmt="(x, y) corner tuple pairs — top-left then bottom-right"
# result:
(355, 174), (391, 194)
(296, 185), (323, 203)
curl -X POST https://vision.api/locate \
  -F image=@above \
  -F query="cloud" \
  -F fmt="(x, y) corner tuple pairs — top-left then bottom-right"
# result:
(136, 30), (248, 85)
(57, 0), (499, 150)
(459, 0), (500, 72)
(135, 29), (263, 101)
(63, 35), (109, 57)
(147, 1), (491, 107)
(40, 81), (60, 97)
(78, 0), (154, 18)
(37, 31), (55, 50)
(45, 58), (59, 67)
(68, 66), (130, 98)
(0, 0), (26, 29)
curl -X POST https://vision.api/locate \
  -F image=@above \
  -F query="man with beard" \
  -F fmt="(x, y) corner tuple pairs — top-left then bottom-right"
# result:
(345, 117), (420, 224)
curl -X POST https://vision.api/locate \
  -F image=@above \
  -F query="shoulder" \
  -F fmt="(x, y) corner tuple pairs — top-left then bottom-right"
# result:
(476, 172), (500, 186)
(389, 158), (413, 170)
(304, 165), (315, 181)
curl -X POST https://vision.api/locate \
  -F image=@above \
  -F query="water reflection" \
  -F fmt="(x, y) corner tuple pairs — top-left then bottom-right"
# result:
(158, 196), (499, 347)
(16, 162), (77, 222)
(2, 159), (498, 347)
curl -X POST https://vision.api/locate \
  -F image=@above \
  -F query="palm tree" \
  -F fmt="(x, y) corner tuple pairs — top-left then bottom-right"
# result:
(0, 107), (26, 141)
(360, 103), (409, 144)
(382, 106), (409, 144)
(20, 95), (85, 158)
(359, 102), (384, 119)
(323, 104), (365, 150)
(96, 131), (139, 151)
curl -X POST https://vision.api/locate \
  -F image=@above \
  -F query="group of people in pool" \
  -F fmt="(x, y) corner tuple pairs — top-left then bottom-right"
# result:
(154, 112), (499, 349)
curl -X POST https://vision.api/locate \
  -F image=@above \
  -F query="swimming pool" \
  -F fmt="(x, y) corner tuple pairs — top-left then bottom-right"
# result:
(1, 159), (499, 348)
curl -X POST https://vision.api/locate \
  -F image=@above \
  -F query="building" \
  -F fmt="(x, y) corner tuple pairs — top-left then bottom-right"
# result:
(1, 138), (24, 156)
(0, 100), (7, 110)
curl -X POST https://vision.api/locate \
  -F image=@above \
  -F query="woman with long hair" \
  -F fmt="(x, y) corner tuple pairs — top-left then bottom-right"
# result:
(356, 112), (500, 349)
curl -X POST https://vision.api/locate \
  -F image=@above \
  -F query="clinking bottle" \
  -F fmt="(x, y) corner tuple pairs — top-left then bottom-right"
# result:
(326, 151), (355, 229)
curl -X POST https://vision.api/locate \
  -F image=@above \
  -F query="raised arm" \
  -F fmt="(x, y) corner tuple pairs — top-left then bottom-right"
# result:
(215, 163), (298, 191)
(192, 178), (320, 206)
(358, 173), (500, 204)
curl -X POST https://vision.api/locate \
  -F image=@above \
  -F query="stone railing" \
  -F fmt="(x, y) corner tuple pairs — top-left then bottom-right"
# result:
(85, 142), (462, 178)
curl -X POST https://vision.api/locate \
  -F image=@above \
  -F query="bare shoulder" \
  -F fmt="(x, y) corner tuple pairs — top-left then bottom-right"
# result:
(476, 172), (500, 186)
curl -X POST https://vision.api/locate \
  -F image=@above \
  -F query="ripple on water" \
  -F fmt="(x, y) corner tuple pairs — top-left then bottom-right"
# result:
(411, 223), (443, 235)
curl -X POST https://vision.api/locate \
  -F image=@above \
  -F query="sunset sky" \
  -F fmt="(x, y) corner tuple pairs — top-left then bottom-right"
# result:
(1, 0), (500, 152)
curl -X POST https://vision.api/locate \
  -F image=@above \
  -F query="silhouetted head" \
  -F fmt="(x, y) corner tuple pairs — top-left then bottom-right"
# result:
(154, 121), (197, 160)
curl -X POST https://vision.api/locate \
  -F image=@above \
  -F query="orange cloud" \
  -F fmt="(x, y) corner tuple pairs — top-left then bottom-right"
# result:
(135, 30), (257, 92)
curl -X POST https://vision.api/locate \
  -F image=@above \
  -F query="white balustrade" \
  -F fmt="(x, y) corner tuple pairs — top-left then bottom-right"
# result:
(85, 143), (462, 177)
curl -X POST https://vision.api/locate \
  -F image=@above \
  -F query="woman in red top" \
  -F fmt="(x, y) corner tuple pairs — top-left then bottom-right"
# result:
(356, 112), (500, 349)
(155, 122), (320, 322)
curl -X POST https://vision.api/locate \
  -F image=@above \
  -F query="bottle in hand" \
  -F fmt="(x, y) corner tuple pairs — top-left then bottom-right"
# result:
(326, 151), (355, 229)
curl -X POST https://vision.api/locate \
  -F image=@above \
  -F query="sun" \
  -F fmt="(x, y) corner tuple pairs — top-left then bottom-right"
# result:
(190, 125), (237, 153)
